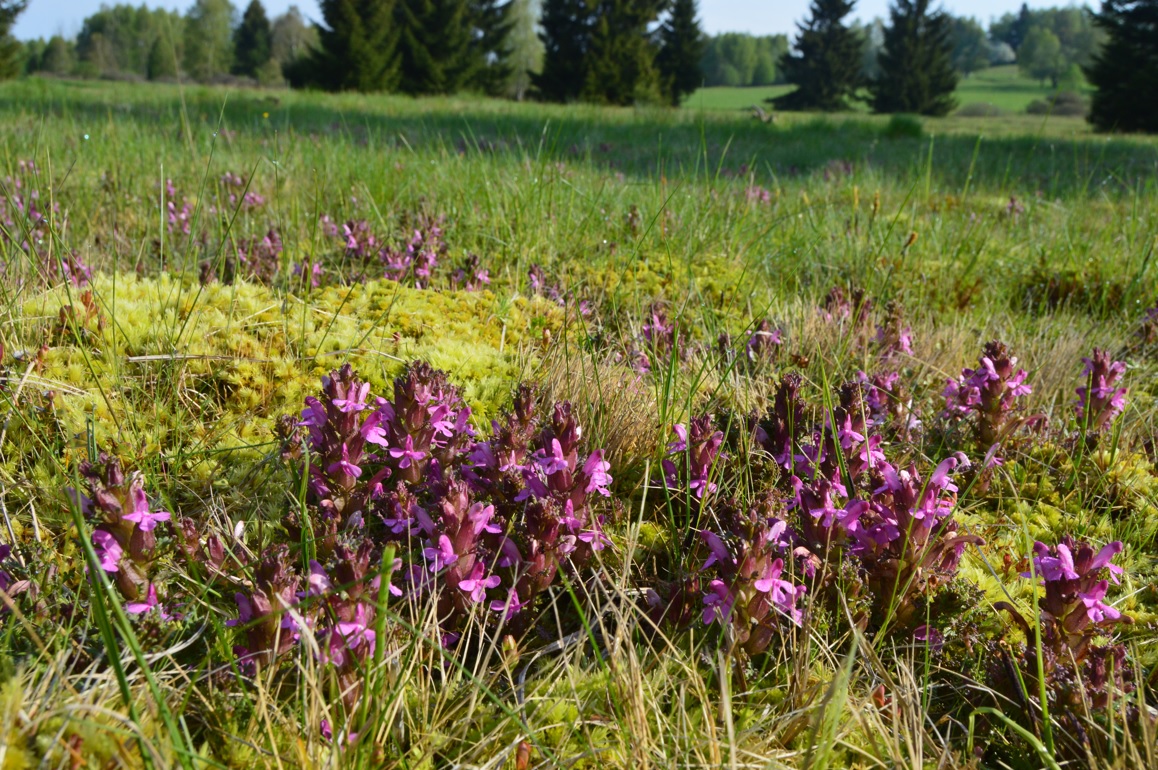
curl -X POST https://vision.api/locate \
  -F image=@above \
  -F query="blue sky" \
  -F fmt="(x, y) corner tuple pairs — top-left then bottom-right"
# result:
(13, 1), (1079, 41)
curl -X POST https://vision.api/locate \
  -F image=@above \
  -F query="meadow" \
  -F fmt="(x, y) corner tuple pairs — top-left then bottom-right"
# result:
(0, 76), (1157, 768)
(687, 66), (1084, 118)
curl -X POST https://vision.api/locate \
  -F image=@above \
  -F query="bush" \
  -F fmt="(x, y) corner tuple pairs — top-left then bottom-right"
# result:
(955, 102), (1005, 118)
(1026, 91), (1088, 118)
(882, 113), (924, 139)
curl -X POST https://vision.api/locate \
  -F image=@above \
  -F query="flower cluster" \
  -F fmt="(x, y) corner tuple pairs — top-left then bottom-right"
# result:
(381, 217), (445, 289)
(0, 160), (59, 256)
(874, 300), (913, 361)
(263, 363), (615, 671)
(943, 341), (1033, 447)
(695, 496), (805, 655)
(991, 538), (1133, 754)
(68, 454), (172, 616)
(662, 416), (723, 502)
(820, 285), (872, 330)
(1075, 349), (1127, 432)
(219, 171), (266, 210)
(234, 228), (284, 284)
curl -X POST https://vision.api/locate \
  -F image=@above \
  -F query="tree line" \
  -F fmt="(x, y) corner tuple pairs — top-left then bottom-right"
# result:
(769, 0), (1128, 118)
(0, 0), (1154, 131)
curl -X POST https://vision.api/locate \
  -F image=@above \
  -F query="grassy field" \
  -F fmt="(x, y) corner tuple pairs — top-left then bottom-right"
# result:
(688, 66), (1068, 117)
(1, 77), (1157, 768)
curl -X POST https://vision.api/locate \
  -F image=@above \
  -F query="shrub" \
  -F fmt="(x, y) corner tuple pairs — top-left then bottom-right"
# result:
(1026, 91), (1088, 118)
(882, 114), (924, 140)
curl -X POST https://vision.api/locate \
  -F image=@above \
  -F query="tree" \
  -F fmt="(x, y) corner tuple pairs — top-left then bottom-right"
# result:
(1018, 25), (1062, 86)
(0, 1), (28, 79)
(467, 0), (516, 95)
(948, 16), (990, 76)
(185, 0), (237, 81)
(272, 6), (317, 66)
(1086, 0), (1158, 133)
(397, 0), (474, 94)
(313, 0), (400, 92)
(504, 0), (543, 99)
(991, 3), (1033, 51)
(147, 32), (181, 79)
(580, 0), (664, 105)
(233, 0), (272, 77)
(773, 0), (864, 111)
(40, 36), (75, 75)
(871, 0), (958, 116)
(534, 0), (594, 102)
(655, 0), (704, 106)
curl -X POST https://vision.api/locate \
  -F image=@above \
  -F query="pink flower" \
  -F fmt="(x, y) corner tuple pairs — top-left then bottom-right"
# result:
(457, 563), (501, 603)
(326, 443), (362, 479)
(701, 580), (734, 625)
(423, 535), (458, 573)
(490, 589), (527, 618)
(92, 529), (122, 572)
(1079, 581), (1121, 623)
(699, 530), (732, 572)
(122, 488), (170, 532)
(125, 583), (174, 620)
(536, 439), (569, 475)
(389, 435), (425, 469)
(467, 503), (502, 535)
(1032, 542), (1078, 582)
(332, 382), (370, 413)
(583, 450), (613, 496)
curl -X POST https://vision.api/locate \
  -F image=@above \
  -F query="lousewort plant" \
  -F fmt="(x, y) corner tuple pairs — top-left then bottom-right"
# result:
(943, 341), (1033, 447)
(218, 363), (616, 721)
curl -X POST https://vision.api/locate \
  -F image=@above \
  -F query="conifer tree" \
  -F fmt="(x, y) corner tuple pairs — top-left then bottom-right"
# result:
(772, 0), (863, 111)
(655, 0), (705, 106)
(534, 0), (594, 102)
(0, 1), (26, 80)
(468, 0), (516, 95)
(870, 0), (958, 116)
(233, 0), (273, 77)
(580, 0), (664, 105)
(1086, 0), (1158, 133)
(506, 0), (544, 98)
(397, 0), (474, 94)
(314, 0), (400, 92)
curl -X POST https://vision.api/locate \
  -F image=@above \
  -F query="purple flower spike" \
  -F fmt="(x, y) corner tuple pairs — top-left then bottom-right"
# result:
(1075, 348), (1128, 431)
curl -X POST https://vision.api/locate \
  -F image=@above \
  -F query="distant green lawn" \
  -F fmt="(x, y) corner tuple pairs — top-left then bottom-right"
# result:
(686, 66), (1067, 117)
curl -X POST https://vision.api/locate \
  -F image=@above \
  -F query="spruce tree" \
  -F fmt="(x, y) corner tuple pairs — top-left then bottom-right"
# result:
(314, 0), (400, 92)
(397, 0), (474, 94)
(233, 0), (272, 77)
(655, 0), (705, 106)
(871, 0), (958, 116)
(468, 0), (516, 95)
(534, 0), (595, 102)
(580, 0), (664, 105)
(1086, 1), (1158, 133)
(772, 0), (863, 111)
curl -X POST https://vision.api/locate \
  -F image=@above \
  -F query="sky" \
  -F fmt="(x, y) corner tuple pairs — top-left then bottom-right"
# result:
(13, 0), (1075, 41)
